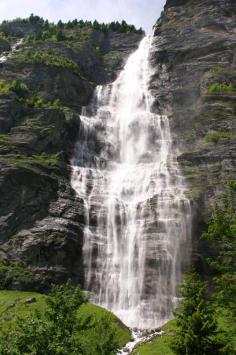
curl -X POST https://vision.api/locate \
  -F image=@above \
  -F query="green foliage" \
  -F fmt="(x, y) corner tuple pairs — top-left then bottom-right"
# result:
(202, 183), (236, 314)
(0, 287), (127, 355)
(202, 183), (236, 353)
(0, 31), (10, 43)
(22, 95), (68, 111)
(0, 281), (86, 355)
(0, 290), (47, 333)
(132, 321), (176, 355)
(0, 79), (69, 112)
(209, 66), (225, 74)
(0, 152), (61, 170)
(56, 29), (65, 41)
(0, 15), (144, 41)
(172, 271), (222, 355)
(24, 96), (70, 112)
(15, 50), (81, 75)
(0, 80), (28, 97)
(95, 46), (101, 55)
(208, 82), (236, 93)
(205, 131), (231, 143)
(0, 80), (11, 94)
(77, 303), (130, 350)
(0, 260), (35, 290)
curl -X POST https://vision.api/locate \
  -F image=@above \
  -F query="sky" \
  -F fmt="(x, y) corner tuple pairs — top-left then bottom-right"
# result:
(0, 0), (166, 33)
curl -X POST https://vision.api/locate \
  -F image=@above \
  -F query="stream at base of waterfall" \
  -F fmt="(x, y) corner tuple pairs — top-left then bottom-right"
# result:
(71, 35), (191, 335)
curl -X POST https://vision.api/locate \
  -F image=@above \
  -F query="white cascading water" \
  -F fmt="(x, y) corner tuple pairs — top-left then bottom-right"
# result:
(71, 35), (191, 329)
(0, 38), (24, 63)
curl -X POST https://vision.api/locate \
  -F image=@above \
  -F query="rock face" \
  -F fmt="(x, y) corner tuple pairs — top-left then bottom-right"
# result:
(0, 0), (235, 289)
(0, 24), (142, 290)
(0, 39), (10, 54)
(150, 0), (236, 270)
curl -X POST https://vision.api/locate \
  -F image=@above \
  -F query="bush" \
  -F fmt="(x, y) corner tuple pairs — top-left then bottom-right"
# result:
(205, 131), (231, 143)
(10, 80), (29, 97)
(0, 80), (28, 97)
(0, 282), (120, 355)
(0, 260), (35, 290)
(209, 66), (225, 74)
(0, 79), (69, 112)
(208, 82), (236, 93)
(0, 31), (10, 43)
(15, 50), (82, 76)
(0, 281), (86, 355)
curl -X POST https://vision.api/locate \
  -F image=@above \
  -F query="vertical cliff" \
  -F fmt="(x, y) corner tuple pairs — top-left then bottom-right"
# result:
(0, 20), (142, 290)
(0, 1), (235, 289)
(150, 0), (236, 269)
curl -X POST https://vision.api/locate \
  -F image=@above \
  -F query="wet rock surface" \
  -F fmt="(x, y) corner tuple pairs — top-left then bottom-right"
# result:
(0, 26), (142, 290)
(150, 0), (236, 271)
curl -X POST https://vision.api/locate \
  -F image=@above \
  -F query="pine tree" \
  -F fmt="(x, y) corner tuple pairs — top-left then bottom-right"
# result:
(172, 271), (222, 355)
(202, 182), (236, 316)
(202, 182), (236, 353)
(56, 29), (64, 41)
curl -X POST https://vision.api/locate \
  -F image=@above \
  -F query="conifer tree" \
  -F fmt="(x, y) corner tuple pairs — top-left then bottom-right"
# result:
(172, 271), (222, 355)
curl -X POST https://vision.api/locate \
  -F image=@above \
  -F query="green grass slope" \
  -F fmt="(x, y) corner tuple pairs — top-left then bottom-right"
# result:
(132, 321), (176, 355)
(0, 290), (131, 351)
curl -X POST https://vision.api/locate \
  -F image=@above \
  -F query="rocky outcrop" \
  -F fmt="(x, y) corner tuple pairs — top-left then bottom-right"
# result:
(0, 38), (10, 54)
(150, 0), (236, 271)
(0, 24), (142, 290)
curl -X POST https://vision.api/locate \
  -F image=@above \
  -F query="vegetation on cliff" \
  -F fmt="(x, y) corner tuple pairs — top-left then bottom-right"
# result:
(0, 14), (144, 40)
(0, 13), (142, 290)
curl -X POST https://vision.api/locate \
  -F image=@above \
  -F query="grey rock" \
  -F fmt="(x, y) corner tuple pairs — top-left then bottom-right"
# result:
(150, 0), (236, 272)
(0, 25), (142, 290)
(24, 297), (37, 304)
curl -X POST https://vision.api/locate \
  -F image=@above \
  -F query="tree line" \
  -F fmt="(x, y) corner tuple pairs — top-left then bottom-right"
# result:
(0, 14), (144, 40)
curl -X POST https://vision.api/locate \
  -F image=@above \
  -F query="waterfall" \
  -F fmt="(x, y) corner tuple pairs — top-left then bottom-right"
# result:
(0, 38), (24, 63)
(71, 35), (191, 329)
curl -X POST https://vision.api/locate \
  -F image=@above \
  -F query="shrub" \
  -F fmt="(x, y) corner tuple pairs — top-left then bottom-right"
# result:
(0, 31), (10, 43)
(0, 282), (120, 355)
(0, 260), (35, 290)
(0, 79), (69, 112)
(0, 80), (28, 97)
(208, 82), (236, 93)
(0, 281), (86, 355)
(15, 50), (82, 76)
(209, 66), (225, 74)
(10, 80), (29, 97)
(205, 131), (231, 143)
